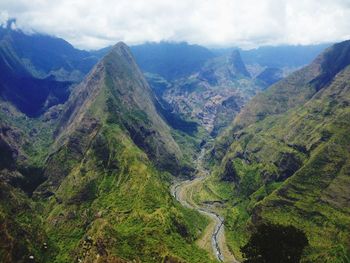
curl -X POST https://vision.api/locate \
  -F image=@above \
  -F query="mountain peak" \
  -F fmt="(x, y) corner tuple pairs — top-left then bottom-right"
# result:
(109, 41), (130, 55)
(229, 49), (250, 77)
(102, 41), (137, 71)
(113, 41), (128, 48)
(55, 41), (182, 176)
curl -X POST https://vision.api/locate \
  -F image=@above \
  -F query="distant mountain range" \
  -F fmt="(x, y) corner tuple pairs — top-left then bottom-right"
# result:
(128, 41), (330, 135)
(0, 25), (101, 116)
(131, 42), (331, 79)
(240, 44), (332, 68)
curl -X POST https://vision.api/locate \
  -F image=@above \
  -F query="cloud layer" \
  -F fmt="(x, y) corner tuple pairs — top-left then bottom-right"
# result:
(0, 0), (349, 49)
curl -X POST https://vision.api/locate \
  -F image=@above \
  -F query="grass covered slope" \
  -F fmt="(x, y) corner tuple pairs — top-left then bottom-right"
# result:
(34, 42), (213, 262)
(53, 42), (184, 178)
(0, 41), (212, 262)
(0, 105), (59, 262)
(210, 40), (350, 261)
(45, 124), (211, 262)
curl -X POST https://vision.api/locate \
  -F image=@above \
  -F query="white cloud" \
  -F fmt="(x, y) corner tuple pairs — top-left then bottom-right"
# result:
(0, 11), (9, 27)
(0, 0), (349, 49)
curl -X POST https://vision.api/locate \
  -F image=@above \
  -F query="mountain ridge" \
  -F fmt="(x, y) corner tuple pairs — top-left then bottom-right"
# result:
(205, 39), (350, 262)
(0, 23), (348, 263)
(0, 40), (213, 263)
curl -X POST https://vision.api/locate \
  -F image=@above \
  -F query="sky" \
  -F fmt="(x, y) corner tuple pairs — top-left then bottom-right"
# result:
(0, 0), (349, 50)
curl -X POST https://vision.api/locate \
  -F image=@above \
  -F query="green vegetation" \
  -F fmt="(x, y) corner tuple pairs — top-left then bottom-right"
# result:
(241, 223), (308, 263)
(44, 124), (212, 262)
(1, 28), (349, 263)
(0, 182), (48, 262)
(206, 43), (350, 262)
(0, 42), (214, 262)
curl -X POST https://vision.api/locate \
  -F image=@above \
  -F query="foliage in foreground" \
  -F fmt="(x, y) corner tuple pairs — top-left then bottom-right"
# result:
(241, 223), (308, 263)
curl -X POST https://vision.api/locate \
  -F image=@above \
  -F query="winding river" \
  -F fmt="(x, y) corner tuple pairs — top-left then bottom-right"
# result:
(170, 148), (239, 262)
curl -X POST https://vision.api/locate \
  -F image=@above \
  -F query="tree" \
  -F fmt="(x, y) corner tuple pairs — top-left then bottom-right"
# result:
(241, 223), (308, 263)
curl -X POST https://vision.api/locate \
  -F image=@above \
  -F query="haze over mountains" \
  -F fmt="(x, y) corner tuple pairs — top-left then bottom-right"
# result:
(0, 21), (349, 263)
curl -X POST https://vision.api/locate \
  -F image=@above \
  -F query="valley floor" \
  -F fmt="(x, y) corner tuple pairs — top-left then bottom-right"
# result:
(171, 147), (239, 263)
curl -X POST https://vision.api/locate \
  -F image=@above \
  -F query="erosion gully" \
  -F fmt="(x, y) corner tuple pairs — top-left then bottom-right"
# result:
(170, 147), (239, 263)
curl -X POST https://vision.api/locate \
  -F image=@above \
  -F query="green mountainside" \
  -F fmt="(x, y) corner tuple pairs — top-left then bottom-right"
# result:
(0, 42), (213, 263)
(0, 23), (349, 263)
(204, 40), (350, 262)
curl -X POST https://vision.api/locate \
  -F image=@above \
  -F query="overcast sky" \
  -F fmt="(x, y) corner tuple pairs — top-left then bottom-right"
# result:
(0, 0), (349, 50)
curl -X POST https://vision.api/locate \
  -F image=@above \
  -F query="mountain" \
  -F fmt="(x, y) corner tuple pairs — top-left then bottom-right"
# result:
(240, 43), (331, 69)
(129, 43), (327, 138)
(37, 42), (213, 262)
(198, 50), (250, 85)
(0, 21), (347, 263)
(213, 44), (329, 88)
(0, 24), (101, 117)
(0, 41), (213, 262)
(131, 42), (215, 80)
(41, 42), (184, 194)
(0, 21), (99, 81)
(255, 67), (283, 87)
(163, 50), (263, 136)
(207, 40), (350, 261)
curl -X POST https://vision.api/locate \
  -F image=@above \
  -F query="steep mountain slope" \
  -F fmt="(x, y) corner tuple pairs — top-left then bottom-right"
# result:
(39, 42), (213, 263)
(206, 40), (350, 261)
(255, 67), (283, 87)
(0, 21), (98, 81)
(0, 24), (101, 117)
(0, 101), (60, 262)
(0, 41), (214, 262)
(38, 42), (184, 195)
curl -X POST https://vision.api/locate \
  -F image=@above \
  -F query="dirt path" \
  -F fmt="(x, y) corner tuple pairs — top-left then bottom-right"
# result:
(170, 148), (239, 263)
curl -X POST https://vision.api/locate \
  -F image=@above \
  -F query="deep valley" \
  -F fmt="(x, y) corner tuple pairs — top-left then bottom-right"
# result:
(0, 19), (349, 263)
